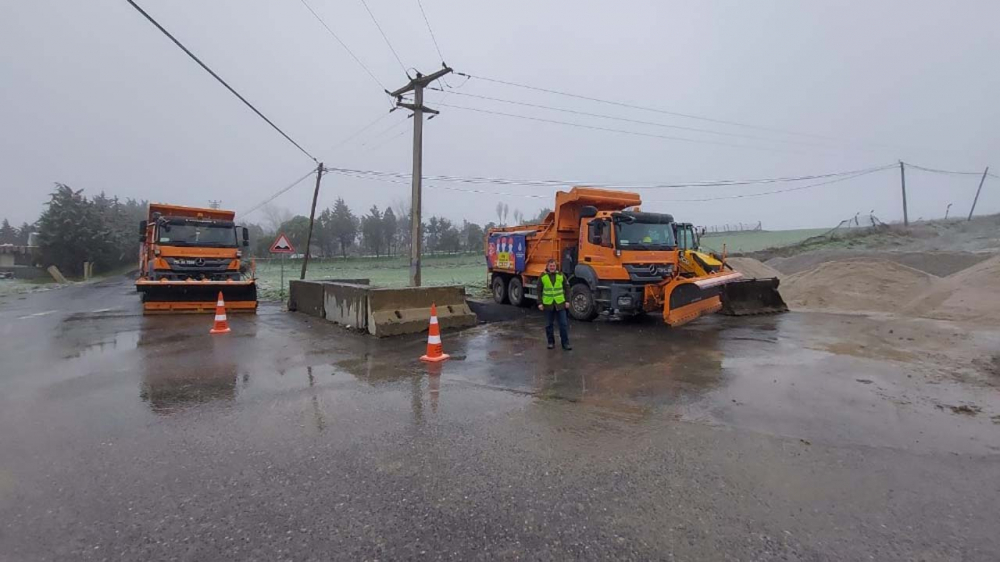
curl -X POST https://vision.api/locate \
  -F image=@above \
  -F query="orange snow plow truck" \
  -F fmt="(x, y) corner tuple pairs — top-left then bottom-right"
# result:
(136, 203), (257, 314)
(486, 187), (781, 327)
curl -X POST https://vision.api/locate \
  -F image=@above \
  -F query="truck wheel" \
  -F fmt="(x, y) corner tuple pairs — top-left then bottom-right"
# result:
(569, 283), (598, 321)
(492, 275), (509, 304)
(508, 277), (528, 307)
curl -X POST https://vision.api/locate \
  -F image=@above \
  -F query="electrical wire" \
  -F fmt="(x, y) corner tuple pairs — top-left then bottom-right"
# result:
(434, 102), (805, 154)
(327, 166), (894, 203)
(297, 0), (391, 97)
(429, 88), (840, 150)
(415, 0), (446, 64)
(645, 165), (896, 203)
(359, 0), (408, 75)
(324, 165), (897, 190)
(360, 115), (411, 146)
(366, 129), (409, 152)
(324, 110), (393, 156)
(903, 162), (988, 176)
(124, 0), (318, 163)
(461, 73), (845, 143)
(241, 168), (319, 216)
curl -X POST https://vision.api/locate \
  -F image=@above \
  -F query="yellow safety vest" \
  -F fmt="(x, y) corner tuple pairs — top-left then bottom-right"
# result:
(540, 273), (566, 306)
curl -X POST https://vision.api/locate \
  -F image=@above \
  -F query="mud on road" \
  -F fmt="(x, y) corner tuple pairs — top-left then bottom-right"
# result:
(1, 277), (999, 560)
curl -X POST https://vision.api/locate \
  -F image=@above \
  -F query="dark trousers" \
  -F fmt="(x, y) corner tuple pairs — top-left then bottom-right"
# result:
(545, 307), (570, 347)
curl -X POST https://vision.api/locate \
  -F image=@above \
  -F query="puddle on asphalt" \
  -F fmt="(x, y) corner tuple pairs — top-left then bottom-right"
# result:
(65, 329), (140, 359)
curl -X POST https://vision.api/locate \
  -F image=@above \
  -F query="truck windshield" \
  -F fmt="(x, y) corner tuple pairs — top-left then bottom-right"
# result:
(615, 221), (676, 250)
(157, 223), (237, 247)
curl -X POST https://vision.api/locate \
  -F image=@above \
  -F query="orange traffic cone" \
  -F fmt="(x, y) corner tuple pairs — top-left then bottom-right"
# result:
(420, 303), (449, 362)
(210, 291), (231, 334)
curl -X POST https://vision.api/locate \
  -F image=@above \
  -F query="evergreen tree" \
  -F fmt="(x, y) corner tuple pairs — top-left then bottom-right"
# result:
(330, 197), (357, 258)
(381, 207), (397, 256)
(361, 205), (383, 257)
(36, 184), (100, 276)
(0, 219), (16, 244)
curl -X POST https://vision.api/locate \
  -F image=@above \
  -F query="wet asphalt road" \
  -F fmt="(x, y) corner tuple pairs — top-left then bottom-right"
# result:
(1, 277), (999, 561)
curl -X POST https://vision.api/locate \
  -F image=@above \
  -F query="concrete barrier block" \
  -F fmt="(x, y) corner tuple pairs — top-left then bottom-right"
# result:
(288, 280), (325, 317)
(323, 282), (370, 329)
(290, 280), (477, 337)
(366, 285), (477, 337)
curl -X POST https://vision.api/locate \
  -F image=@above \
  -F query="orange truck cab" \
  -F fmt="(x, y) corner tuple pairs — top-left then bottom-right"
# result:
(136, 203), (257, 314)
(486, 187), (742, 326)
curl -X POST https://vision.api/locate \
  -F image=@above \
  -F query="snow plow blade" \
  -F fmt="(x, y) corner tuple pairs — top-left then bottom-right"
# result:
(662, 271), (743, 327)
(137, 280), (257, 314)
(719, 278), (788, 316)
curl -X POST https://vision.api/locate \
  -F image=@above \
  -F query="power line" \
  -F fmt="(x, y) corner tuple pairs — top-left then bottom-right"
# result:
(124, 0), (318, 163)
(430, 88), (842, 150)
(360, 114), (411, 146)
(460, 73), (845, 143)
(325, 165), (896, 190)
(359, 0), (408, 75)
(433, 102), (807, 154)
(326, 165), (895, 203)
(296, 0), (390, 96)
(903, 162), (987, 176)
(415, 0), (446, 63)
(241, 168), (319, 216)
(366, 128), (409, 152)
(645, 166), (896, 203)
(324, 110), (393, 156)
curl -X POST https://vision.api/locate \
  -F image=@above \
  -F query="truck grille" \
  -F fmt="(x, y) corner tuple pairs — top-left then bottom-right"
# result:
(623, 263), (673, 282)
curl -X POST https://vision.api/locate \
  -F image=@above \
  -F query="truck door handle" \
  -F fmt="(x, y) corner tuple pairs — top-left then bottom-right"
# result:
(584, 257), (591, 262)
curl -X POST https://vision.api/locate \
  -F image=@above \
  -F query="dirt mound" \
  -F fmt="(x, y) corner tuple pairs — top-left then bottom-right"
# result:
(726, 257), (782, 280)
(781, 259), (937, 313)
(766, 250), (992, 277)
(903, 255), (1000, 324)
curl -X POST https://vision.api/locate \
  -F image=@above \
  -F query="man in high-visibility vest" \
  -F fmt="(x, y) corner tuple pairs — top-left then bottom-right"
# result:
(537, 258), (572, 350)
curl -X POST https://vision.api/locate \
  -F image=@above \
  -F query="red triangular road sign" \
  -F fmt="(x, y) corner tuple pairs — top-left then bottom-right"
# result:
(269, 233), (296, 254)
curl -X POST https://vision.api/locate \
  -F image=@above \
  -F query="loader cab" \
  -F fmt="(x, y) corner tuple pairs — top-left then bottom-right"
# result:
(675, 223), (699, 251)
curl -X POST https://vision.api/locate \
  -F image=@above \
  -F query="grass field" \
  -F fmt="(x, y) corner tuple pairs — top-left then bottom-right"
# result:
(254, 253), (486, 301)
(699, 228), (830, 254)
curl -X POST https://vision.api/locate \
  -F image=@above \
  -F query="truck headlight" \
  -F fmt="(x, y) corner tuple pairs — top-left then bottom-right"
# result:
(617, 295), (633, 307)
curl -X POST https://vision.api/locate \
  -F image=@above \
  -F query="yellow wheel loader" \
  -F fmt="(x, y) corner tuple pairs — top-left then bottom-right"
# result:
(674, 223), (788, 316)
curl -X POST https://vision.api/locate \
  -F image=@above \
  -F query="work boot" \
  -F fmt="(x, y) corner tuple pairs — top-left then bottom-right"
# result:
(562, 343), (572, 351)
(547, 343), (555, 350)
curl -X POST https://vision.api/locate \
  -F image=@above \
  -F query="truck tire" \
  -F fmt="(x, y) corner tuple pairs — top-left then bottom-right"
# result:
(569, 283), (598, 321)
(508, 276), (528, 307)
(492, 275), (509, 304)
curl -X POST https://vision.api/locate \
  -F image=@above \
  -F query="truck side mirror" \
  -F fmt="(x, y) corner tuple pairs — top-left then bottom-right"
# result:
(242, 227), (250, 247)
(138, 220), (147, 242)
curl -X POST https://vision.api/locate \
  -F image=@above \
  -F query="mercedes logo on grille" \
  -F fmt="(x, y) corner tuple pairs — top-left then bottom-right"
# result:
(195, 258), (205, 266)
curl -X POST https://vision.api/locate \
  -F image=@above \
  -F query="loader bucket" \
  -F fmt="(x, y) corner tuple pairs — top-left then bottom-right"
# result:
(719, 278), (788, 316)
(137, 280), (258, 314)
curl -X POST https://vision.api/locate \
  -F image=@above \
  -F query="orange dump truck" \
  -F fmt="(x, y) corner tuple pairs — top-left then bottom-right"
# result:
(136, 203), (257, 314)
(486, 187), (751, 326)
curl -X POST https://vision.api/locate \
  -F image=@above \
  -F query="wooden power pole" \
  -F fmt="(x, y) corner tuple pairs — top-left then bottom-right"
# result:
(388, 64), (453, 287)
(899, 161), (909, 227)
(300, 163), (324, 280)
(968, 166), (990, 221)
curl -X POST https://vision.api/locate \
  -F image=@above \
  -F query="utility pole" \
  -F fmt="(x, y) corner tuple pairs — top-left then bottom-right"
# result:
(389, 64), (453, 287)
(300, 163), (324, 280)
(968, 166), (990, 221)
(899, 161), (909, 227)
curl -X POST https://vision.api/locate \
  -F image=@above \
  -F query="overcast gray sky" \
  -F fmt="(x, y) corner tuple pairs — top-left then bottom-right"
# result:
(2, 0), (998, 230)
